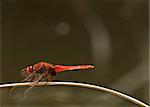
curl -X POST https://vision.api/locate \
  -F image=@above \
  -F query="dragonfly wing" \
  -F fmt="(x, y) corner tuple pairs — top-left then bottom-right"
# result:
(9, 65), (44, 93)
(24, 68), (50, 95)
(22, 65), (47, 82)
(9, 70), (38, 94)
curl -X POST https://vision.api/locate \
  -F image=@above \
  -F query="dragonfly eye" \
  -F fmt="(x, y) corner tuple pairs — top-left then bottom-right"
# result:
(20, 68), (28, 77)
(26, 66), (33, 73)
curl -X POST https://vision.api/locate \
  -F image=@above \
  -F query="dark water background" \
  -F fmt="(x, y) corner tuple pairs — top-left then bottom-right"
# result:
(1, 0), (149, 107)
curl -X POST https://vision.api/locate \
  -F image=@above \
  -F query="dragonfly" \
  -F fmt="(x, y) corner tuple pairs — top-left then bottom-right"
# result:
(10, 62), (95, 95)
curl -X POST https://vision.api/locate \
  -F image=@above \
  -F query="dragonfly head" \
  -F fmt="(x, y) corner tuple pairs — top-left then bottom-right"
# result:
(21, 66), (33, 77)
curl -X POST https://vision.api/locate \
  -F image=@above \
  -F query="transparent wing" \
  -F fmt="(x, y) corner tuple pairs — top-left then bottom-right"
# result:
(9, 66), (44, 93)
(23, 67), (50, 95)
(9, 70), (37, 93)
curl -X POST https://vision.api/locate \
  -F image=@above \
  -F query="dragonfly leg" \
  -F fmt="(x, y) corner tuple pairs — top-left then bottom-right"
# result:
(46, 75), (53, 81)
(42, 75), (53, 88)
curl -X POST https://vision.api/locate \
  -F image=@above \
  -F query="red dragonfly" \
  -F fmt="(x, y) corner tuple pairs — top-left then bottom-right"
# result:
(10, 62), (95, 94)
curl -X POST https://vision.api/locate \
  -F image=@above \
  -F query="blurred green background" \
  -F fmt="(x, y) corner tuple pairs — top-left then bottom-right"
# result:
(1, 0), (149, 106)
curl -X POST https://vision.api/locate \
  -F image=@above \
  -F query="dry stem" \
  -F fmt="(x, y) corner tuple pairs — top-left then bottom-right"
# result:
(0, 82), (148, 107)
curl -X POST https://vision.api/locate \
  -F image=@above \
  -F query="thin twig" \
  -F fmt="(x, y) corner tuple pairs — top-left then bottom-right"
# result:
(0, 82), (149, 107)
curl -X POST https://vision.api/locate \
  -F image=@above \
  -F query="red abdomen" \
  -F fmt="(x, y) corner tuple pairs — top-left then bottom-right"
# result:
(54, 65), (95, 72)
